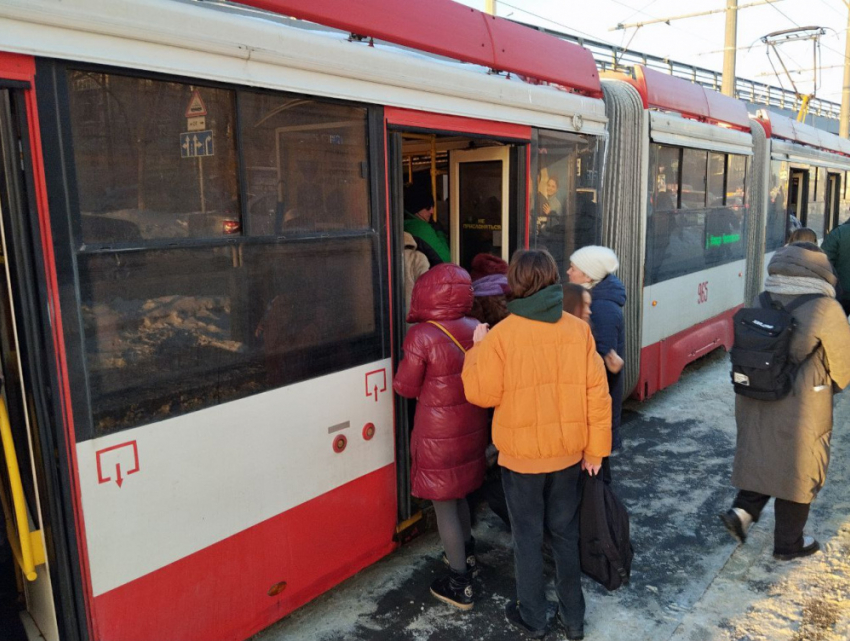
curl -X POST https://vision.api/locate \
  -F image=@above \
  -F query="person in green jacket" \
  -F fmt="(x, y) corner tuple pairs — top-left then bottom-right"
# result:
(821, 218), (850, 315)
(404, 180), (451, 266)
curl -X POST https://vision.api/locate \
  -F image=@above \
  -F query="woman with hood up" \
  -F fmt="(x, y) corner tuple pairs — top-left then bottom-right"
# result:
(720, 242), (850, 560)
(393, 264), (489, 610)
(567, 246), (626, 483)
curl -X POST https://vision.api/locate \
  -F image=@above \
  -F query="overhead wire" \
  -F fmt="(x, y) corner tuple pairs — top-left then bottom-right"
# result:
(605, 0), (719, 47)
(494, 0), (623, 47)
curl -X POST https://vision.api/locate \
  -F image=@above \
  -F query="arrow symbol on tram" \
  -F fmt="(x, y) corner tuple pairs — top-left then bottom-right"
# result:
(115, 463), (124, 488)
(373, 385), (379, 402)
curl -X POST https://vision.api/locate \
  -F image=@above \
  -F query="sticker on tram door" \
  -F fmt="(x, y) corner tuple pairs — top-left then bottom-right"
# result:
(365, 368), (387, 402)
(96, 441), (140, 488)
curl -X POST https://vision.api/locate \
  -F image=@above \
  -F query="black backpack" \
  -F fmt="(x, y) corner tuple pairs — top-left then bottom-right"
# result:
(579, 474), (633, 591)
(730, 292), (822, 401)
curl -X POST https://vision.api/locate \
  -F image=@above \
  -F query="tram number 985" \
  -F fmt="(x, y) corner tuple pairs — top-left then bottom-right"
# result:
(697, 281), (709, 305)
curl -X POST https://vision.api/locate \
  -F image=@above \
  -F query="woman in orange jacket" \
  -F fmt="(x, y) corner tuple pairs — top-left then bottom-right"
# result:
(462, 249), (611, 640)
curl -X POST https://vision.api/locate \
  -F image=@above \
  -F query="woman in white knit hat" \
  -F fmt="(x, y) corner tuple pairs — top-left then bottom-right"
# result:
(568, 245), (627, 484)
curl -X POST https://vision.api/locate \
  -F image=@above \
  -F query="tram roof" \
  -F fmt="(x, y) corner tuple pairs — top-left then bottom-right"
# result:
(0, 0), (607, 136)
(603, 65), (751, 132)
(756, 110), (850, 158)
(230, 0), (603, 98)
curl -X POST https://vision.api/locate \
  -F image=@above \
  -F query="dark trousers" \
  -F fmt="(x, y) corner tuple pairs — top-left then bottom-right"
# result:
(733, 489), (811, 553)
(502, 464), (585, 631)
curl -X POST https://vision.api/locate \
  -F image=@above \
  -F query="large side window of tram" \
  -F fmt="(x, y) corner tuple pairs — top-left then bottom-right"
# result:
(766, 160), (788, 251)
(65, 71), (383, 435)
(646, 144), (747, 284)
(529, 129), (603, 274)
(67, 72), (240, 241)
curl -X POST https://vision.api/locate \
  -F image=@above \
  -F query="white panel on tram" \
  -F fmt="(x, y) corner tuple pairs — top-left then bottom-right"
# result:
(75, 358), (395, 597)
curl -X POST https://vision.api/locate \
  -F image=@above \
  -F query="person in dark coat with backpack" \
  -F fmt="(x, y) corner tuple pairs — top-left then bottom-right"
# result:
(721, 243), (850, 560)
(393, 264), (489, 610)
(568, 246), (626, 483)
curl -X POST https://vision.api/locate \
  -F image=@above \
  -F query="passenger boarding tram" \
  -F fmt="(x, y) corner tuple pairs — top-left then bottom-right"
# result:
(0, 1), (607, 640)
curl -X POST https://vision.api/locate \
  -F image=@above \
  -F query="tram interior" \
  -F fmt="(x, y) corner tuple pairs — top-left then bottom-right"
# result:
(398, 132), (517, 274)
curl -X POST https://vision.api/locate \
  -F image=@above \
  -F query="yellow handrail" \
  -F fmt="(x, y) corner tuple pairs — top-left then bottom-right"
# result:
(0, 396), (44, 581)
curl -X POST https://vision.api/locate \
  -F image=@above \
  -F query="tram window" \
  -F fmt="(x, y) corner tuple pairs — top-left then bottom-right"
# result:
(240, 93), (371, 234)
(706, 153), (726, 207)
(67, 71), (240, 243)
(78, 237), (382, 434)
(646, 145), (747, 284)
(727, 155), (747, 206)
(680, 149), (707, 210)
(765, 160), (788, 251)
(654, 146), (680, 211)
(530, 129), (603, 274)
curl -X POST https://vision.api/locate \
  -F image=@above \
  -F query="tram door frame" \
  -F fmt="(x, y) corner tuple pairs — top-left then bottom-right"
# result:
(0, 85), (58, 641)
(788, 168), (809, 229)
(826, 172), (841, 234)
(0, 69), (89, 641)
(385, 111), (528, 526)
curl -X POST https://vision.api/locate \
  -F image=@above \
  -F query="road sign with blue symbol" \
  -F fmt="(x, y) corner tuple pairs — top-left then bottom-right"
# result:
(180, 130), (214, 158)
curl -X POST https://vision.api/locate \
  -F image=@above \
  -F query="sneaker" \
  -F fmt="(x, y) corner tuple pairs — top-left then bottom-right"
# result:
(504, 601), (549, 639)
(719, 508), (753, 544)
(774, 536), (820, 561)
(430, 570), (473, 610)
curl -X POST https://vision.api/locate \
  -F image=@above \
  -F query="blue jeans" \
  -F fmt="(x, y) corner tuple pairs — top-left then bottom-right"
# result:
(502, 464), (585, 631)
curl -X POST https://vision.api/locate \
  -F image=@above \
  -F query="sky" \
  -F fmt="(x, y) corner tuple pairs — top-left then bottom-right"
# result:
(456, 0), (850, 103)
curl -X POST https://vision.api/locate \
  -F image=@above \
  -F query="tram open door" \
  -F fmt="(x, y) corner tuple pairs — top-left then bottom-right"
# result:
(387, 118), (525, 534)
(0, 87), (59, 641)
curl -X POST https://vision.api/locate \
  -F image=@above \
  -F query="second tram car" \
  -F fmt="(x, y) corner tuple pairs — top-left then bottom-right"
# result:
(599, 66), (753, 400)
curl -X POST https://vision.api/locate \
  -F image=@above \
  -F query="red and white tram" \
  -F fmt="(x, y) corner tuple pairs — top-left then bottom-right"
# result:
(0, 1), (608, 640)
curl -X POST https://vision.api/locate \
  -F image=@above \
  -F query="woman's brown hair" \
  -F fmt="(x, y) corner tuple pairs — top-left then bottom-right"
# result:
(508, 249), (560, 299)
(788, 227), (818, 245)
(562, 283), (586, 318)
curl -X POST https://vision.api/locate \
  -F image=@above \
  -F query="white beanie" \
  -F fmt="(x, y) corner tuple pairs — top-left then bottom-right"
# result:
(570, 245), (619, 284)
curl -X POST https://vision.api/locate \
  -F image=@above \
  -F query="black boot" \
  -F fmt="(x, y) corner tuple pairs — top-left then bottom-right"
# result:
(430, 569), (474, 610)
(442, 536), (479, 576)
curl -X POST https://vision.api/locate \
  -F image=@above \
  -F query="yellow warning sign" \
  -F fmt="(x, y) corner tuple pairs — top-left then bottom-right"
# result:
(185, 90), (207, 118)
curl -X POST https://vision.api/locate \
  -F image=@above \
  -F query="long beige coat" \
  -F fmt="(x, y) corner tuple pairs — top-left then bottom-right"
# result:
(732, 245), (850, 503)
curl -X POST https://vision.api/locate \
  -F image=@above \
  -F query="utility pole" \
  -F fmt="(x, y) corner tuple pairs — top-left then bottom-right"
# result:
(840, 1), (850, 138)
(721, 0), (738, 96)
(485, 0), (496, 16)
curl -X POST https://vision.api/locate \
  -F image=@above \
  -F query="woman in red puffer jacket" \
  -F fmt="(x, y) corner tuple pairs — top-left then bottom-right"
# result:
(393, 263), (488, 611)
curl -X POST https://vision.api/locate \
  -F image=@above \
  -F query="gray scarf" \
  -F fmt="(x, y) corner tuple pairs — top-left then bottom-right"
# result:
(764, 274), (836, 298)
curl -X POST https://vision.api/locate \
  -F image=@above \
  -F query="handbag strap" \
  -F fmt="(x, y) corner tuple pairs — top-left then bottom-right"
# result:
(426, 320), (467, 354)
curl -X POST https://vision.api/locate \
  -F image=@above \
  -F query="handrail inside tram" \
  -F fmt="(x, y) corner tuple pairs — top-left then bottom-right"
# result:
(0, 395), (45, 581)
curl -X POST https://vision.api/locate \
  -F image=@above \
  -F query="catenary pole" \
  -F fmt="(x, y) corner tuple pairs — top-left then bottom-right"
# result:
(485, 0), (496, 16)
(722, 0), (738, 97)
